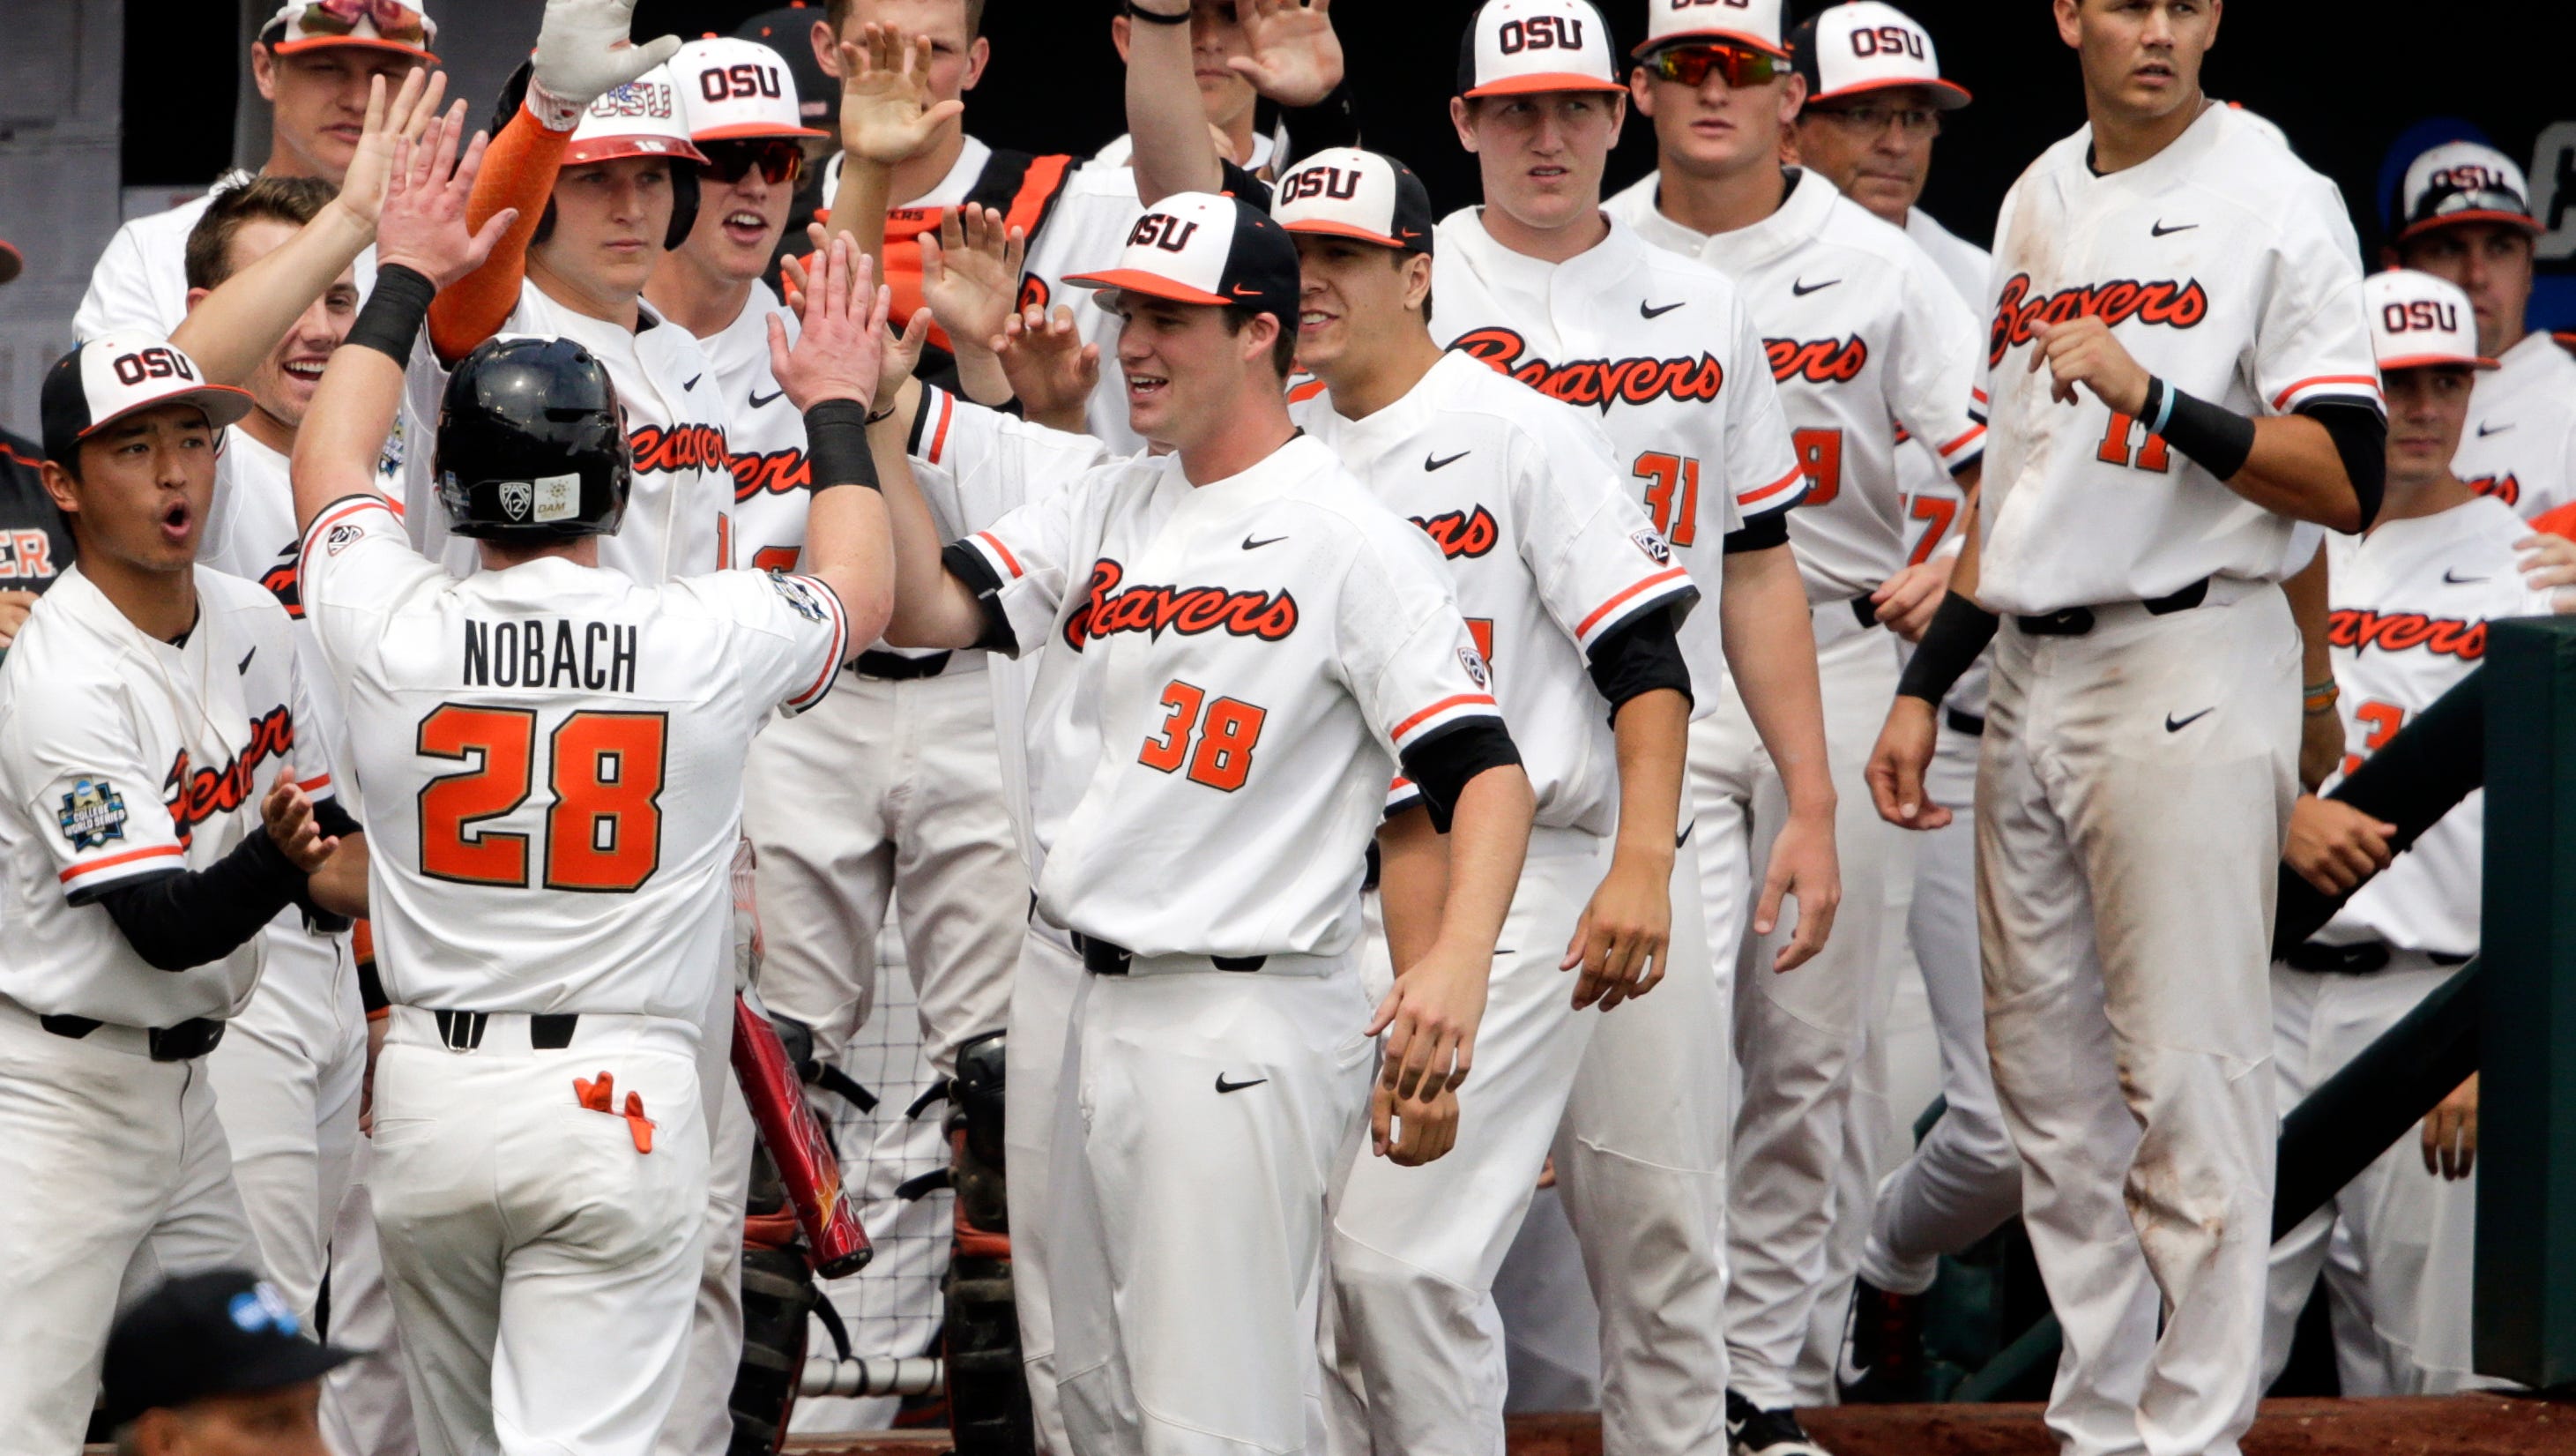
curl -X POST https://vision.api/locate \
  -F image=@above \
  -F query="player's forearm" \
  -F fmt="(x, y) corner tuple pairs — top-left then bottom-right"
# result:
(2285, 544), (2331, 692)
(171, 200), (373, 386)
(1609, 687), (1688, 874)
(869, 408), (989, 649)
(950, 344), (1015, 409)
(1721, 542), (1836, 818)
(1426, 765), (1535, 960)
(823, 156), (896, 285)
(428, 105), (567, 362)
(309, 832), (371, 920)
(1122, 5), (1225, 205)
(801, 402), (897, 645)
(1374, 804), (1450, 974)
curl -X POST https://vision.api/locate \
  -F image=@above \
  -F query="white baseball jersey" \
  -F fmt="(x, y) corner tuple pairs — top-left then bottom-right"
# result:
(1977, 103), (2382, 616)
(2455, 332), (2576, 530)
(1428, 209), (1804, 714)
(1901, 209), (1996, 717)
(1608, 168), (1987, 601)
(1293, 352), (1696, 833)
(2315, 496), (2548, 956)
(297, 494), (846, 1021)
(405, 287), (734, 586)
(702, 280), (808, 579)
(954, 435), (1500, 959)
(0, 565), (331, 1025)
(1907, 207), (1993, 310)
(71, 176), (388, 343)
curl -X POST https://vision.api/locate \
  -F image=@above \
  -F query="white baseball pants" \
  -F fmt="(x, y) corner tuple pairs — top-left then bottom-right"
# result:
(1980, 584), (2296, 1456)
(746, 667), (1028, 1078)
(1694, 616), (1910, 1410)
(0, 1005), (260, 1456)
(2260, 958), (2490, 1396)
(320, 1139), (418, 1456)
(1051, 954), (1374, 1456)
(205, 924), (366, 1325)
(369, 1009), (711, 1456)
(1325, 826), (1607, 1456)
(1007, 921), (1085, 1454)
(1861, 718), (2022, 1296)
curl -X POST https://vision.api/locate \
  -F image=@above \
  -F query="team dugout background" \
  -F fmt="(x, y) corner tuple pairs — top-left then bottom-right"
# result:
(2, 0), (2570, 452)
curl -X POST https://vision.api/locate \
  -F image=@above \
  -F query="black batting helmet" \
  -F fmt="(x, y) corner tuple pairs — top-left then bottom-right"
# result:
(434, 337), (632, 541)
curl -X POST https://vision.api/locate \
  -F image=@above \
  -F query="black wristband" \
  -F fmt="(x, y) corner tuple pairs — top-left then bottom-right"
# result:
(1896, 591), (1999, 706)
(345, 264), (436, 366)
(1126, 1), (1189, 21)
(2149, 378), (2258, 482)
(804, 399), (881, 493)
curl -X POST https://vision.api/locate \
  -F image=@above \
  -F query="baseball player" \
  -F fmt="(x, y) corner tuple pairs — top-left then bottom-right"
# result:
(2260, 269), (2538, 1399)
(1604, 1), (1987, 1431)
(0, 332), (364, 1455)
(1866, 2), (2387, 1452)
(1776, 1), (2018, 1404)
(1, 238), (73, 636)
(76, 1), (437, 342)
(869, 188), (1534, 1454)
(1432, 4), (1841, 1448)
(2382, 141), (2576, 536)
(1264, 146), (1703, 1455)
(287, 108), (895, 1452)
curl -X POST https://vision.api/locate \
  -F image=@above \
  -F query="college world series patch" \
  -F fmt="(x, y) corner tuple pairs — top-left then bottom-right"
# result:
(767, 571), (831, 623)
(57, 777), (129, 850)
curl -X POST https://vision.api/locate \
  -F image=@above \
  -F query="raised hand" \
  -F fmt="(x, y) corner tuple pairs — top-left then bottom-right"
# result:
(768, 234), (894, 414)
(337, 67), (450, 228)
(997, 303), (1100, 431)
(1230, 0), (1344, 108)
(838, 26), (964, 166)
(919, 205), (1026, 355)
(531, 0), (681, 123)
(376, 124), (517, 288)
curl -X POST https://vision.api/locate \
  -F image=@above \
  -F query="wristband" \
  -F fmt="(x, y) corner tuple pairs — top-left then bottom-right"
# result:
(1125, 1), (1190, 21)
(804, 399), (882, 492)
(2140, 375), (2176, 439)
(2155, 381), (2258, 482)
(2304, 680), (2341, 714)
(1896, 590), (1999, 706)
(344, 264), (436, 366)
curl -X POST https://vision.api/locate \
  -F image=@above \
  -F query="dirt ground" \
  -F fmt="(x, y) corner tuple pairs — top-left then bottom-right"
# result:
(785, 1394), (2574, 1456)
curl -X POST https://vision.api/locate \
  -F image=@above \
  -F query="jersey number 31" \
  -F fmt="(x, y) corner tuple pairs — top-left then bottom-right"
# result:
(417, 705), (670, 892)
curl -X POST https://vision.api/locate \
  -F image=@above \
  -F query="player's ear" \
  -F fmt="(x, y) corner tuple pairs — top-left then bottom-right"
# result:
(1403, 253), (1433, 316)
(39, 459), (82, 515)
(2052, 0), (2083, 49)
(1111, 15), (1135, 64)
(962, 34), (992, 91)
(1628, 67), (1655, 117)
(1448, 95), (1478, 153)
(184, 286), (211, 316)
(1778, 72), (1807, 126)
(251, 41), (280, 102)
(810, 19), (842, 78)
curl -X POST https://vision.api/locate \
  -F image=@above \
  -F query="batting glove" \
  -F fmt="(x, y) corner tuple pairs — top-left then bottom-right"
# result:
(528, 0), (681, 131)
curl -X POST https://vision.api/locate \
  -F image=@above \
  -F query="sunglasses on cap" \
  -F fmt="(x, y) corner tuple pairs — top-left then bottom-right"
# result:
(699, 139), (805, 187)
(1643, 42), (1786, 90)
(284, 0), (430, 44)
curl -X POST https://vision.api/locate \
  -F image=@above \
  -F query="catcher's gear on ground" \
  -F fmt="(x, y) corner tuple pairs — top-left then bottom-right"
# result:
(944, 1028), (1033, 1456)
(434, 336), (634, 541)
(733, 997), (873, 1277)
(726, 1146), (855, 1454)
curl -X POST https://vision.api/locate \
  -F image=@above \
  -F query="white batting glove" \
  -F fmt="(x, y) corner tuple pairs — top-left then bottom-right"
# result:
(529, 0), (681, 131)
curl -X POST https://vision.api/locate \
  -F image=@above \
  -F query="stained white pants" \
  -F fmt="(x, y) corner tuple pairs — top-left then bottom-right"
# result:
(1007, 922), (1086, 1454)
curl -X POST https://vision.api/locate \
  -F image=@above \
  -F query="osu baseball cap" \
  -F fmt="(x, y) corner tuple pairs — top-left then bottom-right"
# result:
(40, 334), (255, 466)
(258, 0), (439, 64)
(732, 4), (839, 132)
(1273, 149), (1436, 254)
(1067, 192), (1304, 330)
(101, 1270), (358, 1429)
(1457, 0), (1625, 99)
(2397, 141), (2540, 243)
(1791, 2), (1969, 109)
(673, 37), (829, 141)
(1640, 0), (1789, 59)
(565, 64), (711, 168)
(2366, 270), (2496, 371)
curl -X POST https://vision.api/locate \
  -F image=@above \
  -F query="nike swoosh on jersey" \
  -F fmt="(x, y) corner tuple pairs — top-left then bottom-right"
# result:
(1791, 278), (1840, 296)
(1425, 451), (1470, 472)
(1640, 300), (1686, 318)
(683, 374), (705, 392)
(2443, 569), (2491, 584)
(1241, 534), (1287, 550)
(237, 646), (256, 674)
(2477, 420), (2513, 437)
(2164, 706), (2215, 732)
(1215, 1073), (1268, 1094)
(749, 388), (785, 409)
(2150, 220), (2198, 237)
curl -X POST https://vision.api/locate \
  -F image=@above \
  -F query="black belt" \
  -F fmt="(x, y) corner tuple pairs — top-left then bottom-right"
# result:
(1074, 934), (1265, 976)
(40, 1013), (225, 1062)
(433, 1010), (580, 1051)
(2014, 577), (2209, 637)
(852, 649), (952, 681)
(2282, 941), (2471, 975)
(1945, 706), (1986, 738)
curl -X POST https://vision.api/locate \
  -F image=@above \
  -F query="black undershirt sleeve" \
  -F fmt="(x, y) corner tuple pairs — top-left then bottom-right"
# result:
(939, 541), (1023, 656)
(89, 827), (309, 972)
(1396, 721), (1523, 834)
(1723, 511), (1791, 554)
(2299, 399), (2387, 530)
(1585, 609), (1693, 722)
(1276, 79), (1361, 168)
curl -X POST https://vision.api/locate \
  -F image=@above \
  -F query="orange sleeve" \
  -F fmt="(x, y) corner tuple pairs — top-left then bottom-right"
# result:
(427, 103), (573, 364)
(2527, 499), (2576, 544)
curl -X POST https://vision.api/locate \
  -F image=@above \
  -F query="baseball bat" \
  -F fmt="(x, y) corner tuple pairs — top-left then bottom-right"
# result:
(733, 995), (874, 1279)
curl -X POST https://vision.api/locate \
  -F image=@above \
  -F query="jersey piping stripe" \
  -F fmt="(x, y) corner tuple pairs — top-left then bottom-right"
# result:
(1389, 692), (1499, 742)
(1738, 462), (1807, 507)
(787, 573), (850, 710)
(2271, 375), (2386, 411)
(926, 390), (957, 466)
(297, 773), (332, 795)
(976, 531), (1025, 579)
(60, 843), (184, 885)
(1938, 423), (1987, 458)
(1576, 567), (1692, 638)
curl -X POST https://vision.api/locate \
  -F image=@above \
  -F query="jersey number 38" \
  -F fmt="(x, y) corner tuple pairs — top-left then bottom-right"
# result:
(417, 705), (670, 892)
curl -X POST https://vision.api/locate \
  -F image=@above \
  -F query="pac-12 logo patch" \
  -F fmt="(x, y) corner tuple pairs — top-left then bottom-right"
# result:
(57, 778), (129, 850)
(767, 571), (830, 623)
(1631, 527), (1673, 565)
(499, 481), (533, 521)
(1458, 646), (1493, 691)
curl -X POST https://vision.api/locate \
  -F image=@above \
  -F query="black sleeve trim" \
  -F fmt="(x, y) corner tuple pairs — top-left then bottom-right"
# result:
(1896, 591), (1999, 706)
(89, 828), (308, 971)
(1586, 608), (1694, 721)
(1723, 511), (1791, 554)
(2298, 399), (2387, 531)
(1217, 161), (1273, 211)
(1396, 720), (1522, 834)
(314, 797), (361, 839)
(940, 540), (1023, 656)
(904, 389), (936, 457)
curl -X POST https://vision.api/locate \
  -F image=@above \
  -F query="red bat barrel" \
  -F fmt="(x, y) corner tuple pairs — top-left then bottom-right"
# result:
(732, 995), (873, 1278)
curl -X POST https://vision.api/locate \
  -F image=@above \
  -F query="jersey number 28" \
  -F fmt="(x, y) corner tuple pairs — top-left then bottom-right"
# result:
(418, 705), (670, 892)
